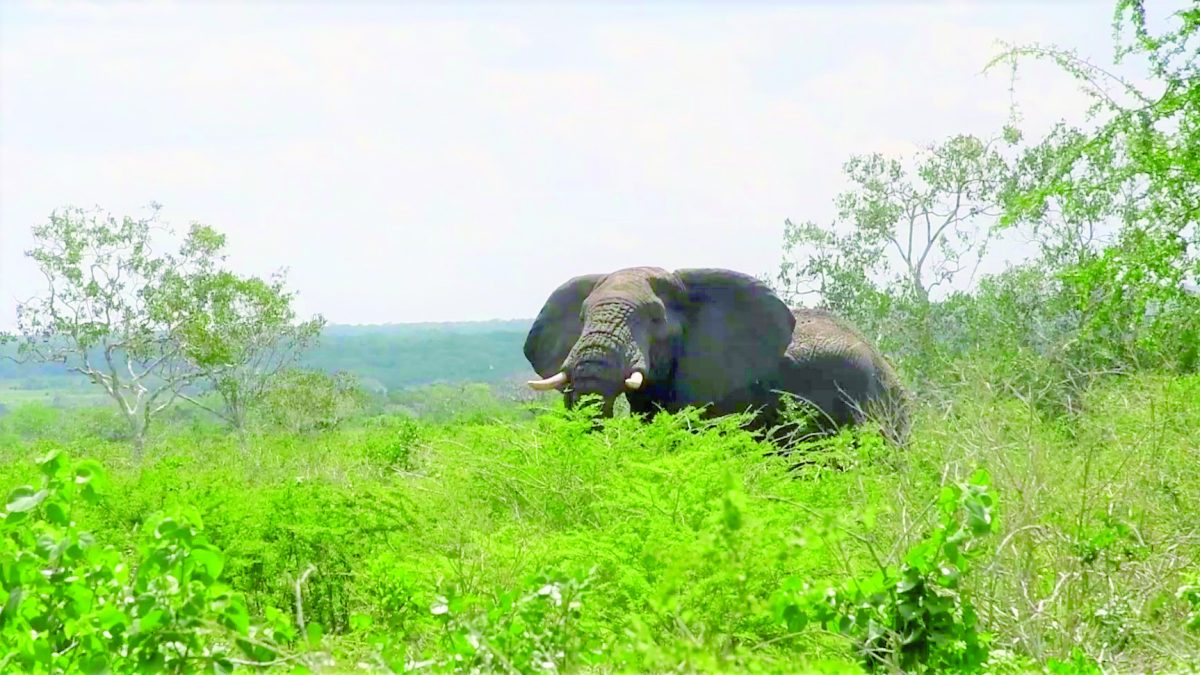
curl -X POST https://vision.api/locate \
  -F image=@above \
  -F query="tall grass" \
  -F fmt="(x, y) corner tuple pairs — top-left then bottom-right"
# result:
(1, 365), (1198, 672)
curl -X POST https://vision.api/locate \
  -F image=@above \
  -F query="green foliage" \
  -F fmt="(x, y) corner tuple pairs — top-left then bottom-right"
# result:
(0, 369), (1197, 671)
(1058, 226), (1199, 373)
(1179, 569), (1200, 633)
(0, 403), (132, 447)
(773, 1), (1198, 417)
(0, 403), (63, 443)
(426, 569), (602, 672)
(359, 415), (422, 469)
(4, 5), (1198, 673)
(776, 131), (1016, 370)
(166, 254), (327, 432)
(0, 449), (289, 672)
(993, 1), (1198, 238)
(7, 204), (323, 457)
(772, 470), (996, 673)
(8, 204), (202, 455)
(983, 0), (1200, 381)
(386, 381), (536, 424)
(254, 368), (373, 433)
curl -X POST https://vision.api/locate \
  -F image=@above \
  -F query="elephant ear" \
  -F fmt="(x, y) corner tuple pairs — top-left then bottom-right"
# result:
(672, 269), (796, 406)
(523, 274), (607, 377)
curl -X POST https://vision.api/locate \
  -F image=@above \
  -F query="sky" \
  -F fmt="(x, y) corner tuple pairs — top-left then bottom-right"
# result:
(0, 0), (1184, 330)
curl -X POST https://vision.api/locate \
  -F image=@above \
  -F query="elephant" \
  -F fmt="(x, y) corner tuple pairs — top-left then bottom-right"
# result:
(522, 266), (911, 447)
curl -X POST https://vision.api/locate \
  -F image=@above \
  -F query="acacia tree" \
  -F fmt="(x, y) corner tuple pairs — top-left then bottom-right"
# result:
(988, 0), (1199, 373)
(7, 204), (322, 457)
(776, 132), (1014, 359)
(165, 252), (326, 433)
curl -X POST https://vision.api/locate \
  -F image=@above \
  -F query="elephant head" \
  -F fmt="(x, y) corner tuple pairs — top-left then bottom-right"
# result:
(523, 267), (796, 418)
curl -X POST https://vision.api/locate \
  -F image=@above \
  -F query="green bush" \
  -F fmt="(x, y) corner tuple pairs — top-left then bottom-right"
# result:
(0, 370), (1196, 672)
(0, 450), (292, 671)
(773, 469), (997, 672)
(254, 368), (372, 434)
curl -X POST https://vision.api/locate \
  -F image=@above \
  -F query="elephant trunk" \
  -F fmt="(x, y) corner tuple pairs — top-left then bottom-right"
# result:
(562, 301), (649, 407)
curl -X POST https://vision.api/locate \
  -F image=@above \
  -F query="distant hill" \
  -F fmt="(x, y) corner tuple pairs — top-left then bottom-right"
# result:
(302, 321), (535, 390)
(323, 319), (531, 337)
(0, 320), (538, 393)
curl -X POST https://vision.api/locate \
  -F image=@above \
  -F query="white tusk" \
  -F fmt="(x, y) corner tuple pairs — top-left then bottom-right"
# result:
(527, 371), (568, 391)
(625, 371), (644, 390)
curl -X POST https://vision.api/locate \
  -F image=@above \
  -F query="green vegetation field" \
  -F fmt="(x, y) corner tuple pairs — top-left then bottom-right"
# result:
(2, 369), (1199, 672)
(0, 384), (109, 412)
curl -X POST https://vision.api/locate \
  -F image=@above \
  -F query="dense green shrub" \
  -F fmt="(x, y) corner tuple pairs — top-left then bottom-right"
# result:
(0, 370), (1198, 671)
(773, 470), (997, 672)
(0, 450), (292, 671)
(253, 368), (374, 433)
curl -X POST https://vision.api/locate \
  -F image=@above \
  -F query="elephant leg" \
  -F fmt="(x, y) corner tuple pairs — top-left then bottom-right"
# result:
(626, 388), (670, 423)
(634, 406), (661, 423)
(752, 354), (867, 460)
(779, 353), (876, 428)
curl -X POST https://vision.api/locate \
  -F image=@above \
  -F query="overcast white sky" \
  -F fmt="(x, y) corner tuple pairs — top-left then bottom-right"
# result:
(0, 0), (1183, 330)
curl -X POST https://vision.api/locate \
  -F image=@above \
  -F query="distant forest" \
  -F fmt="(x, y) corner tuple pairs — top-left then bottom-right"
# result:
(0, 320), (535, 392)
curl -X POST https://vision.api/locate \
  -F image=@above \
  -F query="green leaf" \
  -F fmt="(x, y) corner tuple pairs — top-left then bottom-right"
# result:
(449, 630), (477, 656)
(222, 600), (251, 635)
(38, 449), (67, 478)
(904, 540), (934, 569)
(968, 469), (992, 486)
(349, 612), (373, 632)
(6, 487), (48, 513)
(782, 604), (808, 631)
(4, 509), (29, 526)
(1, 586), (24, 623)
(97, 607), (129, 631)
(78, 654), (110, 675)
(74, 460), (110, 496)
(136, 609), (165, 633)
(191, 546), (225, 580)
(306, 621), (324, 648)
(897, 601), (922, 621)
(45, 501), (69, 527)
(938, 565), (962, 588)
(153, 517), (181, 540)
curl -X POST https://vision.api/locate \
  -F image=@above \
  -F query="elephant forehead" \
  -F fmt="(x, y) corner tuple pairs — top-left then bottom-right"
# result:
(586, 268), (686, 314)
(603, 267), (673, 286)
(590, 277), (656, 301)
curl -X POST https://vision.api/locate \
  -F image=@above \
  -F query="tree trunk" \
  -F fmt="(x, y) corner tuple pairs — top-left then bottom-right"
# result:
(130, 422), (146, 463)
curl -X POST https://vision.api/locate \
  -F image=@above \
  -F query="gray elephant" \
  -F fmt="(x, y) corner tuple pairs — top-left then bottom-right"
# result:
(523, 266), (911, 447)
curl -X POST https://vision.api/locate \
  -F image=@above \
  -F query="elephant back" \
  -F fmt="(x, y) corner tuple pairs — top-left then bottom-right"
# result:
(787, 307), (911, 445)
